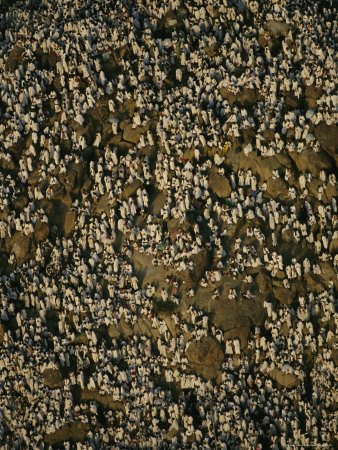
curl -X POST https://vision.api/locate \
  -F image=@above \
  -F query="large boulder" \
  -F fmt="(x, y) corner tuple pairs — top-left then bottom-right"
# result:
(289, 147), (334, 178)
(222, 316), (251, 349)
(273, 287), (293, 305)
(265, 20), (294, 37)
(45, 422), (90, 446)
(223, 150), (289, 184)
(43, 368), (63, 388)
(269, 368), (300, 389)
(266, 178), (289, 202)
(123, 124), (145, 144)
(80, 389), (125, 410)
(329, 239), (338, 254)
(122, 179), (143, 200)
(167, 218), (190, 235)
(220, 87), (261, 107)
(256, 271), (272, 295)
(305, 85), (323, 108)
(186, 336), (223, 365)
(285, 93), (300, 109)
(314, 123), (338, 162)
(5, 46), (24, 71)
(108, 323), (121, 339)
(5, 232), (32, 263)
(187, 248), (210, 284)
(208, 166), (231, 198)
(34, 221), (50, 242)
(59, 170), (77, 193)
(63, 210), (76, 236)
(186, 336), (224, 380)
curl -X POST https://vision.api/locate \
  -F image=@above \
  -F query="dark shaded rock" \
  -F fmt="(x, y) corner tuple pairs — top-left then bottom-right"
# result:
(0, 323), (4, 343)
(80, 389), (125, 410)
(34, 221), (50, 242)
(186, 336), (223, 365)
(188, 248), (210, 284)
(59, 171), (77, 193)
(285, 93), (299, 108)
(123, 124), (146, 144)
(50, 183), (65, 201)
(43, 368), (63, 388)
(222, 316), (251, 349)
(122, 179), (143, 200)
(5, 46), (24, 71)
(329, 239), (338, 254)
(13, 195), (29, 209)
(289, 147), (334, 178)
(242, 127), (256, 144)
(88, 105), (108, 125)
(45, 422), (90, 445)
(73, 121), (95, 146)
(266, 178), (289, 202)
(263, 129), (275, 142)
(281, 228), (294, 244)
(120, 99), (136, 115)
(208, 166), (231, 198)
(5, 232), (32, 263)
(314, 123), (338, 161)
(256, 271), (272, 294)
(220, 87), (261, 106)
(305, 84), (323, 108)
(273, 287), (293, 305)
(63, 210), (76, 236)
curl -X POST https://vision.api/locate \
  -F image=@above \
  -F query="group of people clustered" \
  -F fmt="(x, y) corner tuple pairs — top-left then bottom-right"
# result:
(0, 0), (337, 448)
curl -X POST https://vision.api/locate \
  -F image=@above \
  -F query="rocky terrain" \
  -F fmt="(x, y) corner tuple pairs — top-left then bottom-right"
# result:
(0, 0), (337, 448)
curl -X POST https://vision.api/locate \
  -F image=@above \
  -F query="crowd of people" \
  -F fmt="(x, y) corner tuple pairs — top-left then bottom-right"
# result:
(0, 0), (337, 448)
